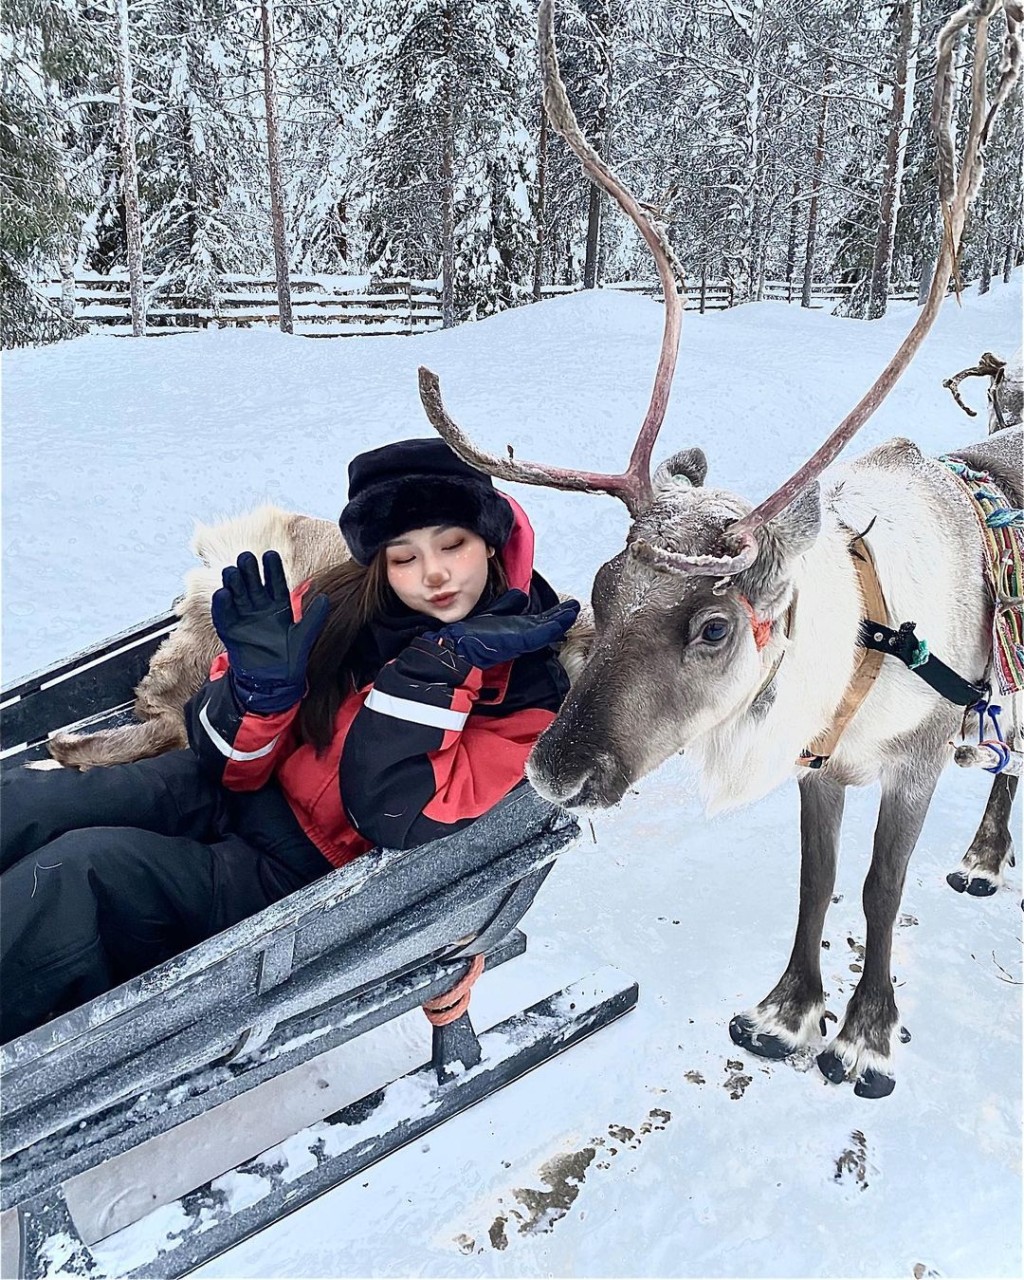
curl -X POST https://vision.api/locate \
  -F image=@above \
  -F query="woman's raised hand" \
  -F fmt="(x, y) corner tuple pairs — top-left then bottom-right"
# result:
(211, 550), (329, 713)
(425, 589), (580, 669)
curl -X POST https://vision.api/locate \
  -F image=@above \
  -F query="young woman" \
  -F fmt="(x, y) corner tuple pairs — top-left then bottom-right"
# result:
(0, 438), (579, 1042)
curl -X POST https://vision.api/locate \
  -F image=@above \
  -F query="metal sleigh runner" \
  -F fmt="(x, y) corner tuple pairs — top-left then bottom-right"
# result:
(1, 629), (638, 1277)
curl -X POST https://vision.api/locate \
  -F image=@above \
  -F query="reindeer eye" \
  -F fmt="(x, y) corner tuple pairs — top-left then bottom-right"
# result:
(701, 619), (730, 643)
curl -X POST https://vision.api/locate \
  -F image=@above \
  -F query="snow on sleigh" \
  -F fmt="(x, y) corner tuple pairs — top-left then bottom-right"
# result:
(0, 618), (638, 1279)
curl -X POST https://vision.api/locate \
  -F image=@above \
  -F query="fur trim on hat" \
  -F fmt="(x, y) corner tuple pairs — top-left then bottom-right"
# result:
(340, 472), (514, 565)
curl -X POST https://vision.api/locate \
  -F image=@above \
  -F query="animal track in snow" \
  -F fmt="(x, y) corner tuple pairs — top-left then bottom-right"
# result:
(454, 1107), (672, 1253)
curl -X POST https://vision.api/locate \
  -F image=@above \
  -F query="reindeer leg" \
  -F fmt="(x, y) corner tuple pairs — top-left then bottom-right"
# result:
(730, 773), (845, 1060)
(818, 760), (943, 1098)
(947, 771), (1018, 897)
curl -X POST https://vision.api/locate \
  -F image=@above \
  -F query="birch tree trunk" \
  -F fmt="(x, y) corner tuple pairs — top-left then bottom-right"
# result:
(978, 196), (992, 294)
(583, 0), (611, 290)
(439, 1), (455, 328)
(1003, 224), (1018, 283)
(738, 2), (764, 302)
(785, 181), (800, 301)
(58, 237), (76, 322)
(440, 122), (455, 327)
(918, 32), (964, 304)
(533, 103), (548, 302)
(115, 0), (145, 336)
(801, 61), (831, 309)
(259, 0), (292, 334)
(867, 0), (920, 319)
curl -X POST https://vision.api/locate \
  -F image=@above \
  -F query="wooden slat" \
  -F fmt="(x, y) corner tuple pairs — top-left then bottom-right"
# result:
(0, 636), (166, 753)
(1, 614), (177, 753)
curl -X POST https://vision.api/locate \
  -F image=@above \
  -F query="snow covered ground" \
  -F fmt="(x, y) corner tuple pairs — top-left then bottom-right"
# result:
(3, 277), (1022, 1278)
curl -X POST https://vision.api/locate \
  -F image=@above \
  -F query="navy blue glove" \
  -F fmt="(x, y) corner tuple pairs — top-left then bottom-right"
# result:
(425, 589), (580, 669)
(211, 550), (329, 714)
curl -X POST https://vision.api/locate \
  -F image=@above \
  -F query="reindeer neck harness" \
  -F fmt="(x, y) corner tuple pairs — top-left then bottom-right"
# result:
(736, 530), (988, 771)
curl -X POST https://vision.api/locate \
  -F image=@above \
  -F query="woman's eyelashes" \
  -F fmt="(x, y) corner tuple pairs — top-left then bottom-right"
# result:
(390, 540), (464, 568)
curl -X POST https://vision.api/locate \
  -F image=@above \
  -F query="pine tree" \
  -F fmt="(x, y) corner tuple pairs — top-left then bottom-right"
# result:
(1, 0), (91, 345)
(358, 0), (536, 321)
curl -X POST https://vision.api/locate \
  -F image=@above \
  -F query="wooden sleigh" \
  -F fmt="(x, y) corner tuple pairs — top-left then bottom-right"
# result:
(0, 616), (638, 1278)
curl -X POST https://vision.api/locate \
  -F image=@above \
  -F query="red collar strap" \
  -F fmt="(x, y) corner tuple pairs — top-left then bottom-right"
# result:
(738, 596), (774, 651)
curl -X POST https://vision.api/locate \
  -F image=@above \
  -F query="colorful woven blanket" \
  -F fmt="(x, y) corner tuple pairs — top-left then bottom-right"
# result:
(940, 456), (1024, 696)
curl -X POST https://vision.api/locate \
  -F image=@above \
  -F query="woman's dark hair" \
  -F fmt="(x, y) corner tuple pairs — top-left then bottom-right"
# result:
(297, 546), (508, 752)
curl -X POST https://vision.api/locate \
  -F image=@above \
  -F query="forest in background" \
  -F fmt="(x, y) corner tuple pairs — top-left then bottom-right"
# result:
(2, 0), (1022, 347)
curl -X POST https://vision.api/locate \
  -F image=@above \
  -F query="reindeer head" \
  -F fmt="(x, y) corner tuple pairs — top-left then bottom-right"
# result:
(417, 0), (1020, 811)
(529, 455), (821, 807)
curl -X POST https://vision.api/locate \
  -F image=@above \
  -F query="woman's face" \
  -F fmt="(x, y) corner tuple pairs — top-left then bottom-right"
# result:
(384, 525), (492, 621)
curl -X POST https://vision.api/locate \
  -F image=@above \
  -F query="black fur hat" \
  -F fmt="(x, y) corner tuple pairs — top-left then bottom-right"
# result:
(339, 437), (515, 565)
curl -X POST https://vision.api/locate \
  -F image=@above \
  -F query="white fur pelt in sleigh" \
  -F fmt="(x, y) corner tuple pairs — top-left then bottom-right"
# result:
(44, 506), (593, 770)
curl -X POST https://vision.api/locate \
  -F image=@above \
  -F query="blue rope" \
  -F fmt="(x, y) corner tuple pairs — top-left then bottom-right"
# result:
(981, 740), (1012, 774)
(985, 507), (1024, 528)
(972, 699), (1012, 774)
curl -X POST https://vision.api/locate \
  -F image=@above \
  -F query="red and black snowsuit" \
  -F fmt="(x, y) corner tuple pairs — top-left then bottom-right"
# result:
(188, 496), (568, 864)
(0, 499), (569, 1043)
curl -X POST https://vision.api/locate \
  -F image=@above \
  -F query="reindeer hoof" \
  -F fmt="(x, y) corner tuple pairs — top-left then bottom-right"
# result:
(965, 877), (998, 897)
(728, 1015), (794, 1060)
(854, 1068), (896, 1099)
(946, 870), (968, 893)
(816, 1049), (847, 1084)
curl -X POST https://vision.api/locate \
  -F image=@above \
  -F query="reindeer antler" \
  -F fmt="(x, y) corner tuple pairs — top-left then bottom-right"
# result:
(943, 351), (1007, 416)
(417, 0), (685, 520)
(727, 0), (1022, 544)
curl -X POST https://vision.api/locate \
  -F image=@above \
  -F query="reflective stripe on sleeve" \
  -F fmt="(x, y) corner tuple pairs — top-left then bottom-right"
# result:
(199, 700), (281, 761)
(364, 687), (468, 731)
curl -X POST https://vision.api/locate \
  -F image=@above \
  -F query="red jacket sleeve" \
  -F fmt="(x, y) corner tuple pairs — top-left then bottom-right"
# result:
(186, 581), (311, 790)
(186, 652), (299, 790)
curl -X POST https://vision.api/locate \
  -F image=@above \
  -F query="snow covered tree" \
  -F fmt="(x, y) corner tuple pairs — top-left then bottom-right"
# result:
(5, 0), (1021, 345)
(260, 0), (292, 332)
(357, 0), (536, 322)
(280, 2), (366, 275)
(114, 0), (145, 334)
(866, 0), (920, 318)
(127, 0), (263, 305)
(1, 0), (92, 345)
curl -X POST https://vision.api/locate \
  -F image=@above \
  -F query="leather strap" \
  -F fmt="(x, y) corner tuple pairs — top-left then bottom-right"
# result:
(798, 535), (887, 768)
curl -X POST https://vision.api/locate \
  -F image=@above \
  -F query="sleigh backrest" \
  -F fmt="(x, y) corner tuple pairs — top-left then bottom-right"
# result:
(0, 611), (179, 766)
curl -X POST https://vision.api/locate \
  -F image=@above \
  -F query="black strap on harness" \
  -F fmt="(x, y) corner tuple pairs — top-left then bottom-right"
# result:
(858, 619), (987, 706)
(801, 619), (987, 770)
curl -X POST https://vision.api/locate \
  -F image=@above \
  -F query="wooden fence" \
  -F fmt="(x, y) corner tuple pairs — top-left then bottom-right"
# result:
(41, 273), (443, 337)
(44, 271), (924, 337)
(540, 278), (920, 311)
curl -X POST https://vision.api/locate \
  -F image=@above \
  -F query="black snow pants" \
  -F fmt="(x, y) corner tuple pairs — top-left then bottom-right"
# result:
(0, 750), (331, 1043)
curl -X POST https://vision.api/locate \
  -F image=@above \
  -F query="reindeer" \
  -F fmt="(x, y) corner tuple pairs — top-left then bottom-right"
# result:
(938, 346), (1024, 895)
(413, 0), (1024, 1097)
(943, 347), (1023, 436)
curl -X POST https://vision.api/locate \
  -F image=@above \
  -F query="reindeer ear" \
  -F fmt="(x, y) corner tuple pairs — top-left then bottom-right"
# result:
(768, 481), (821, 554)
(736, 482), (821, 613)
(653, 448), (707, 491)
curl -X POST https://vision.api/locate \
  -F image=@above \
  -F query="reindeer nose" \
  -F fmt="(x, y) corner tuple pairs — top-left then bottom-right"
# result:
(528, 747), (630, 811)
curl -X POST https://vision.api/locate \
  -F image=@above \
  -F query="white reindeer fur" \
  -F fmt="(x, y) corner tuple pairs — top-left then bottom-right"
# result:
(690, 439), (993, 816)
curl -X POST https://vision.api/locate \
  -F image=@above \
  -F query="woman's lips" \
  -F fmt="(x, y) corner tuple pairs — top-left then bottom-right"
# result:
(429, 592), (457, 607)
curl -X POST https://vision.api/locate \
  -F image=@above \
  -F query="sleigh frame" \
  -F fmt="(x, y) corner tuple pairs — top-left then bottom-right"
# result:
(0, 616), (637, 1278)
